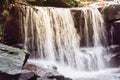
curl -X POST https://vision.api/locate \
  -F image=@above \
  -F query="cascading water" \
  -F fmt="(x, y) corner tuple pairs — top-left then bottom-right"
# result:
(18, 5), (113, 79)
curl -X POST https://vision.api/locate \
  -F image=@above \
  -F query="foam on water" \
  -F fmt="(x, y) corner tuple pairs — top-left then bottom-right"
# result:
(28, 59), (120, 80)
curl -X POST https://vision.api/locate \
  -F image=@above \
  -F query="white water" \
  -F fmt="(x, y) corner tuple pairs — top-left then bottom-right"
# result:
(28, 59), (120, 80)
(19, 6), (110, 79)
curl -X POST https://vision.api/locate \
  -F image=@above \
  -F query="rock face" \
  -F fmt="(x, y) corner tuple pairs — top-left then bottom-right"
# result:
(0, 43), (29, 80)
(102, 5), (120, 45)
(102, 5), (120, 22)
(104, 3), (120, 66)
(103, 5), (120, 68)
(107, 45), (120, 68)
(4, 6), (23, 46)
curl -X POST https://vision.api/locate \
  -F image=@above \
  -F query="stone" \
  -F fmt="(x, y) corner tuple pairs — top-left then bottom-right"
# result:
(4, 6), (23, 45)
(0, 43), (30, 80)
(0, 73), (19, 80)
(23, 63), (71, 80)
(105, 20), (120, 45)
(19, 70), (37, 80)
(102, 5), (120, 45)
(107, 45), (120, 68)
(107, 45), (120, 53)
(102, 5), (120, 22)
(112, 22), (120, 45)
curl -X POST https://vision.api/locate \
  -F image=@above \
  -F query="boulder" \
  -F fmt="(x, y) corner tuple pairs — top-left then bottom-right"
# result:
(23, 63), (72, 80)
(0, 73), (19, 80)
(106, 45), (120, 67)
(0, 43), (30, 80)
(107, 45), (120, 53)
(19, 70), (37, 80)
(102, 5), (120, 22)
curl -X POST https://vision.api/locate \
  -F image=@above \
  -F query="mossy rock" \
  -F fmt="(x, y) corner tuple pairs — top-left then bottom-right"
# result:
(0, 43), (30, 74)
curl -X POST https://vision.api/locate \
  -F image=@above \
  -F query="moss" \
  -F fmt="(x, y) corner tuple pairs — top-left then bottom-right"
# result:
(0, 44), (30, 55)
(0, 43), (30, 74)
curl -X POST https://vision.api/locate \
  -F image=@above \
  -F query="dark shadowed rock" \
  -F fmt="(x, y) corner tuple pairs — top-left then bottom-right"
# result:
(19, 70), (37, 80)
(112, 21), (120, 45)
(0, 73), (19, 80)
(105, 20), (120, 45)
(107, 45), (120, 67)
(102, 5), (120, 45)
(4, 6), (23, 46)
(107, 45), (120, 53)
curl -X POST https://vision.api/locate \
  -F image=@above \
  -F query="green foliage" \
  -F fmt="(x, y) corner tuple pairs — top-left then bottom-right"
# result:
(27, 0), (79, 7)
(79, 0), (98, 2)
(0, 0), (15, 43)
(2, 10), (9, 18)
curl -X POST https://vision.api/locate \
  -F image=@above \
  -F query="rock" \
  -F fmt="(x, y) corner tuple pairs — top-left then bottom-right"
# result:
(0, 43), (30, 80)
(19, 70), (37, 80)
(107, 45), (120, 67)
(4, 6), (23, 46)
(109, 53), (120, 68)
(106, 20), (120, 45)
(0, 73), (19, 80)
(0, 70), (36, 80)
(112, 22), (120, 45)
(102, 5), (120, 45)
(23, 63), (71, 80)
(107, 45), (120, 53)
(41, 0), (77, 7)
(102, 5), (120, 22)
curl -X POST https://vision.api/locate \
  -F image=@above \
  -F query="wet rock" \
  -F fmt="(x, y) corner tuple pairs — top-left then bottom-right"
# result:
(0, 43), (30, 80)
(19, 70), (37, 80)
(109, 52), (120, 67)
(107, 45), (120, 53)
(107, 45), (120, 67)
(23, 63), (72, 80)
(102, 5), (120, 45)
(106, 21), (120, 45)
(71, 9), (94, 47)
(112, 22), (120, 45)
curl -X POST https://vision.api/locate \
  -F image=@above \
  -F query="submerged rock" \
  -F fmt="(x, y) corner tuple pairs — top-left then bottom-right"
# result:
(0, 43), (30, 80)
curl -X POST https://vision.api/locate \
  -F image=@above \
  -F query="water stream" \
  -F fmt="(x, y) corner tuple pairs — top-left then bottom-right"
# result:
(19, 6), (120, 80)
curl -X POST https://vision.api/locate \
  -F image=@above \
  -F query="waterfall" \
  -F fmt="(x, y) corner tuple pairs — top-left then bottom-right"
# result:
(19, 6), (107, 71)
